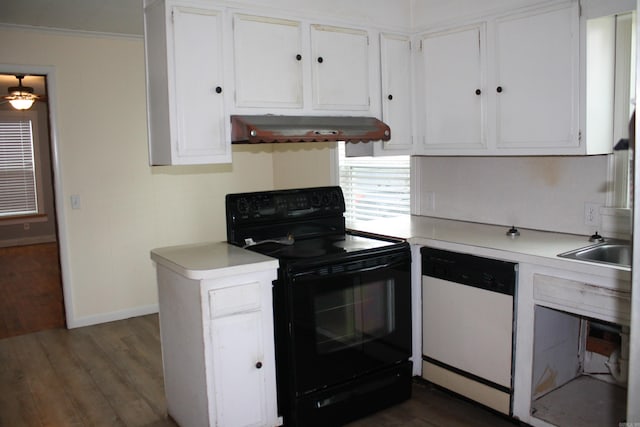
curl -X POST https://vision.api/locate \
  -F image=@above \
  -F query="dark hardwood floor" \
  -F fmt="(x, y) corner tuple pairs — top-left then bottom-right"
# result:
(0, 242), (66, 339)
(0, 314), (516, 427)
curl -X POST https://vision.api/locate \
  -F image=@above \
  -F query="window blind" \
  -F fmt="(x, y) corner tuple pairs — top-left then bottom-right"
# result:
(0, 119), (38, 217)
(338, 142), (410, 223)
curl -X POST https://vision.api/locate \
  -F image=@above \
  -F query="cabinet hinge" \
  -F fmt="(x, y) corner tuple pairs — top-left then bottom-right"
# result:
(419, 39), (423, 52)
(578, 130), (582, 141)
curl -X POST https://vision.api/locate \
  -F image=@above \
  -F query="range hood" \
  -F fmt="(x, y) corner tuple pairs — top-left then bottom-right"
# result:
(230, 115), (391, 143)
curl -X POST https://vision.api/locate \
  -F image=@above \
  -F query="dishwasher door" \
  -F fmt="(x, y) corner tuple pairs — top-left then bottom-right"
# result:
(421, 247), (517, 415)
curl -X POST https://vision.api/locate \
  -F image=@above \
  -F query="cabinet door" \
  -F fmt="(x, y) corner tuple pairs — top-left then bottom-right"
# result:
(311, 24), (370, 111)
(494, 3), (579, 149)
(233, 14), (304, 108)
(380, 33), (413, 153)
(419, 25), (487, 151)
(210, 307), (267, 426)
(171, 6), (230, 163)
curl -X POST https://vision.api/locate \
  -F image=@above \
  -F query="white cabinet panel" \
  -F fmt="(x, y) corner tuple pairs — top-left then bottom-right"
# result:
(211, 308), (267, 427)
(172, 7), (228, 159)
(419, 25), (486, 150)
(494, 5), (578, 149)
(311, 25), (370, 110)
(380, 33), (413, 153)
(233, 14), (303, 108)
(144, 1), (231, 165)
(414, 2), (595, 156)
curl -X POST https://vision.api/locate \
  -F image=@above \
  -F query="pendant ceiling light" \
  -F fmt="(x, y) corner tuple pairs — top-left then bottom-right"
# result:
(5, 75), (39, 110)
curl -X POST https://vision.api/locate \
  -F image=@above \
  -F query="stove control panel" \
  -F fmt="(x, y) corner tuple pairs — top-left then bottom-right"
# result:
(226, 186), (345, 223)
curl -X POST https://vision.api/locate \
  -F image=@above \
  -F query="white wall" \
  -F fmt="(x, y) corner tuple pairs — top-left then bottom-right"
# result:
(0, 0), (399, 327)
(413, 155), (611, 236)
(272, 142), (335, 189)
(410, 0), (541, 30)
(410, 0), (637, 31)
(0, 26), (333, 327)
(232, 0), (411, 30)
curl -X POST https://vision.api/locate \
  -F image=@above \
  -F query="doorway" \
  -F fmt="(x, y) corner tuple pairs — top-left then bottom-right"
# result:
(0, 72), (65, 338)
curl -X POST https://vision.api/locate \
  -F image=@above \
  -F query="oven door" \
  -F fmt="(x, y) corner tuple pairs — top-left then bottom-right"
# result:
(287, 248), (411, 395)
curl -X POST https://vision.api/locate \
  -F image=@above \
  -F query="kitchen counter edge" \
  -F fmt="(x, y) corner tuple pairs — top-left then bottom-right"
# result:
(349, 215), (631, 280)
(150, 241), (279, 280)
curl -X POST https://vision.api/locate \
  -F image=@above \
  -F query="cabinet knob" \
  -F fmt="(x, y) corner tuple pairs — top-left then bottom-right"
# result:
(296, 54), (302, 61)
(475, 89), (481, 95)
(387, 94), (393, 100)
(496, 86), (503, 93)
(255, 361), (263, 369)
(317, 57), (324, 63)
(215, 86), (222, 94)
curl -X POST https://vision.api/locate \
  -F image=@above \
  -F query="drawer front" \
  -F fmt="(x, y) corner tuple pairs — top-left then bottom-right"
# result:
(209, 281), (261, 318)
(533, 273), (631, 325)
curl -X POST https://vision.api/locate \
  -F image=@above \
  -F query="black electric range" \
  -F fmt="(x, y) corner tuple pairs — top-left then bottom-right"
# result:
(226, 186), (413, 427)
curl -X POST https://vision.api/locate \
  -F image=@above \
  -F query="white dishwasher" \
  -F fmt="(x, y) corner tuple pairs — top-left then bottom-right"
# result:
(421, 247), (517, 415)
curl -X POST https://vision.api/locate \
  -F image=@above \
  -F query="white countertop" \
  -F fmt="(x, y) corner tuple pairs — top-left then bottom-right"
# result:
(151, 241), (279, 280)
(350, 215), (631, 279)
(151, 216), (630, 281)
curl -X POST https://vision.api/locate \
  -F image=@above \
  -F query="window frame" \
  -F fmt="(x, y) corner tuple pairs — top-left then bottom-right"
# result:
(333, 142), (411, 225)
(0, 109), (46, 222)
(595, 11), (635, 238)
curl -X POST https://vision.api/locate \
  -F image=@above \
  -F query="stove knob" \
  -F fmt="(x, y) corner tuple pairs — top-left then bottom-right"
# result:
(311, 193), (321, 207)
(330, 191), (341, 208)
(236, 198), (250, 215)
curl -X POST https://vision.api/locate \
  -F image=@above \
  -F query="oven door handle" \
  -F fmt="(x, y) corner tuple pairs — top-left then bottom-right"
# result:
(289, 257), (409, 281)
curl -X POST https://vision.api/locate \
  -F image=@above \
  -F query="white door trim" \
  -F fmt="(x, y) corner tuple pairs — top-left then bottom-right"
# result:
(1, 63), (76, 327)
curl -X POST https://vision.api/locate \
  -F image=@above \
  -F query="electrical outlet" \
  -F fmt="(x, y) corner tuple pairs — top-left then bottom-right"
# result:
(584, 202), (602, 226)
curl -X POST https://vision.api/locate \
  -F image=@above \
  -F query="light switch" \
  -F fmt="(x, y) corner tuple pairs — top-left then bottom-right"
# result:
(71, 194), (81, 209)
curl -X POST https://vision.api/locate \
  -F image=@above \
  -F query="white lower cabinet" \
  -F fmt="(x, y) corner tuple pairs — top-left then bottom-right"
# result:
(209, 283), (270, 427)
(512, 262), (631, 427)
(156, 264), (280, 427)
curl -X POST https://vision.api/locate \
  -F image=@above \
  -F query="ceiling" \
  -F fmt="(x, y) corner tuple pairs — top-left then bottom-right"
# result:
(0, 0), (143, 36)
(0, 0), (142, 105)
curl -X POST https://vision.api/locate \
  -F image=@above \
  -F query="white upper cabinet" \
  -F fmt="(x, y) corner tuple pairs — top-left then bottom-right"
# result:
(414, 1), (603, 156)
(232, 14), (304, 108)
(494, 5), (578, 151)
(418, 24), (486, 151)
(144, 0), (231, 165)
(380, 33), (413, 153)
(310, 25), (371, 111)
(231, 16), (375, 114)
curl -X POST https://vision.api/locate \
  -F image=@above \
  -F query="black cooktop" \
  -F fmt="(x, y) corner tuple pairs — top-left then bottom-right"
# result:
(226, 186), (405, 263)
(243, 233), (400, 261)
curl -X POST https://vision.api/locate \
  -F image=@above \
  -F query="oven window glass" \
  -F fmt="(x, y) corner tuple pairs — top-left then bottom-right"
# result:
(314, 278), (395, 354)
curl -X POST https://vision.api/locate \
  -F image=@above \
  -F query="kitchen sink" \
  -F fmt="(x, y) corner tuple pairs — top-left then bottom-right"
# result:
(558, 242), (631, 267)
